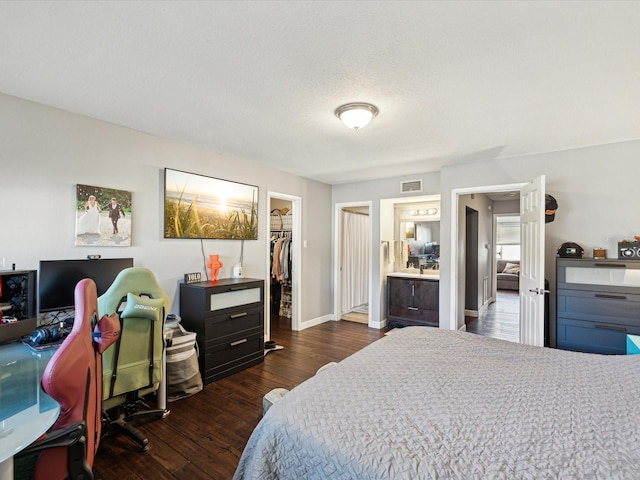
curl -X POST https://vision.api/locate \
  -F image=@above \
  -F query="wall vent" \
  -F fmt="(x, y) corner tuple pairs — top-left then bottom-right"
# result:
(400, 179), (422, 194)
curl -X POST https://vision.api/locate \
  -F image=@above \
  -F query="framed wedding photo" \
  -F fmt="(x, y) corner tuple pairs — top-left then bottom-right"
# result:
(75, 184), (132, 247)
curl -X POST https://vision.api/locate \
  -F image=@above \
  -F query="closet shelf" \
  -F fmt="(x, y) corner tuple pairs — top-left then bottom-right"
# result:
(270, 213), (292, 231)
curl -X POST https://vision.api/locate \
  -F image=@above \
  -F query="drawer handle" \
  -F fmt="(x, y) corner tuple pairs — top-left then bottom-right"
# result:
(230, 312), (248, 319)
(594, 263), (626, 268)
(407, 306), (419, 311)
(595, 294), (627, 300)
(594, 324), (627, 332)
(230, 338), (248, 347)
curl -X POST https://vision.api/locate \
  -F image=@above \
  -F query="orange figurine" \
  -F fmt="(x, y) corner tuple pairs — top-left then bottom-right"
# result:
(207, 254), (223, 281)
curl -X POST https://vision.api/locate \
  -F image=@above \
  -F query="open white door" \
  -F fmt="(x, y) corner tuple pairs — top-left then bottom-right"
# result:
(519, 175), (546, 346)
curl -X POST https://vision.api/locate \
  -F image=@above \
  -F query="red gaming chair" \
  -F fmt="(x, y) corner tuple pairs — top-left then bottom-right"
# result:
(15, 278), (120, 480)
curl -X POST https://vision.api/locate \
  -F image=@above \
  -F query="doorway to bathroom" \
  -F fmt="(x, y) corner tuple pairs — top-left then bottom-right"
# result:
(335, 202), (372, 326)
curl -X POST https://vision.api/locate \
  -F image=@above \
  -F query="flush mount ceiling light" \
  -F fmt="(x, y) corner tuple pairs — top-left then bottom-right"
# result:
(335, 102), (379, 131)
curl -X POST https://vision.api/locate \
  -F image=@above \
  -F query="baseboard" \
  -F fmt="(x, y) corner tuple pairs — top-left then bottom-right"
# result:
(370, 318), (387, 329)
(464, 309), (478, 317)
(301, 313), (387, 331)
(298, 314), (332, 331)
(458, 323), (467, 331)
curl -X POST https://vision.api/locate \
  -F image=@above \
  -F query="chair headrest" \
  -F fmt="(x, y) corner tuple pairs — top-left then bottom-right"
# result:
(98, 267), (171, 317)
(93, 313), (120, 354)
(120, 293), (164, 322)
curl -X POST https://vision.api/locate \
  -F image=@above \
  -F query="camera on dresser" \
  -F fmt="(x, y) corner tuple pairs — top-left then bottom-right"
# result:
(619, 241), (640, 259)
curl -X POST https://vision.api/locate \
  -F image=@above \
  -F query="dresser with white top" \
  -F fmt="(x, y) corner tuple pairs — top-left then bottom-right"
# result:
(556, 258), (640, 354)
(180, 278), (264, 385)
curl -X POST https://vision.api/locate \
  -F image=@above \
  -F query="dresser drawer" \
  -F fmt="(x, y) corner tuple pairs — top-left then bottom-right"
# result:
(202, 331), (264, 382)
(557, 259), (640, 295)
(180, 279), (264, 320)
(557, 317), (640, 354)
(203, 306), (263, 348)
(388, 306), (438, 327)
(557, 289), (640, 325)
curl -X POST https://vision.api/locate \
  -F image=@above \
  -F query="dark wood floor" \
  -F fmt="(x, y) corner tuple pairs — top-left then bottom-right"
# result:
(93, 318), (387, 479)
(465, 290), (519, 342)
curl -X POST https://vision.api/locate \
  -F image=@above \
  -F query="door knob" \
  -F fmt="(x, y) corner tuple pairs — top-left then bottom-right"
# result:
(528, 288), (550, 295)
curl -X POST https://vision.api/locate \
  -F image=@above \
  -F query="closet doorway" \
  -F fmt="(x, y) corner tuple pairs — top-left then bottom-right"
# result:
(335, 202), (372, 327)
(266, 192), (301, 341)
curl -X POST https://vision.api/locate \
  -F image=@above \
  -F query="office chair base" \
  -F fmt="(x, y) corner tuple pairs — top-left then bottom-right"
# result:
(103, 400), (169, 452)
(111, 417), (150, 452)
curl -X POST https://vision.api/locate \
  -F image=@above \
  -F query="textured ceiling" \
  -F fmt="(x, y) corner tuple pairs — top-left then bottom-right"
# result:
(1, 1), (639, 185)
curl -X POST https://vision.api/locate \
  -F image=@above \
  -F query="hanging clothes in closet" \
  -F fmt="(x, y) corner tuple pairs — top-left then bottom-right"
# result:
(272, 234), (292, 283)
(270, 232), (292, 318)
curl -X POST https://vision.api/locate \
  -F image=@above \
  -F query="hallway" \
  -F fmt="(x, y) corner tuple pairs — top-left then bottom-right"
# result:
(465, 290), (519, 343)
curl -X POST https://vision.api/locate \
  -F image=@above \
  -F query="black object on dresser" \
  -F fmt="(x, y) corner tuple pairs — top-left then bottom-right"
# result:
(180, 277), (264, 385)
(387, 275), (439, 328)
(556, 258), (640, 354)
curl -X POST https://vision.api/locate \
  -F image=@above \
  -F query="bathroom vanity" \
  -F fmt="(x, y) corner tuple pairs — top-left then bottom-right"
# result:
(387, 273), (439, 328)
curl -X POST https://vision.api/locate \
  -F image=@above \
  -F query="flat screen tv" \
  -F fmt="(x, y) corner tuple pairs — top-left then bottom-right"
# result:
(39, 258), (134, 312)
(163, 168), (258, 240)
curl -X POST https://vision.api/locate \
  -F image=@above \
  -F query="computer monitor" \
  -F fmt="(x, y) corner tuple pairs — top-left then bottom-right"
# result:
(39, 258), (133, 312)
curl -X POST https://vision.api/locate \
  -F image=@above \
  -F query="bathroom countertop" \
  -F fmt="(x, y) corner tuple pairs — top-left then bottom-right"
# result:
(387, 272), (440, 280)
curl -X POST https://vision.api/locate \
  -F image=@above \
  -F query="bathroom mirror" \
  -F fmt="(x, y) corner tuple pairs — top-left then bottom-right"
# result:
(401, 221), (439, 244)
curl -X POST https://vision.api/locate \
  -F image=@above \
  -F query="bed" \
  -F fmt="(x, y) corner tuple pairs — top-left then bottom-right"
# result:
(234, 327), (640, 479)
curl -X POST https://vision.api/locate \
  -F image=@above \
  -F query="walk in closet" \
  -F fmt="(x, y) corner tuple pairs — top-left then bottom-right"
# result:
(269, 200), (293, 325)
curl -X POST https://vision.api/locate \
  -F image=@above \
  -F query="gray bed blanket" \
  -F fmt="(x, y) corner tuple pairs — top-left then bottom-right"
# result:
(234, 327), (640, 479)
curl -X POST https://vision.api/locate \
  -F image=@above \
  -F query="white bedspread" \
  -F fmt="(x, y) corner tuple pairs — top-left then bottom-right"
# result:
(234, 327), (640, 479)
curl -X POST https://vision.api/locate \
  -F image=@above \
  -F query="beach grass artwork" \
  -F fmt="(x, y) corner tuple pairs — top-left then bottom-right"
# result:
(163, 169), (258, 240)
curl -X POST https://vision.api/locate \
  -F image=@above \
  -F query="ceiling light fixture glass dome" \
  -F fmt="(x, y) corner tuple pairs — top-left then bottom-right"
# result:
(335, 102), (379, 131)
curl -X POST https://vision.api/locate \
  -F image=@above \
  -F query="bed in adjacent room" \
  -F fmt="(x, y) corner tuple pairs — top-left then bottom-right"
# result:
(234, 327), (640, 479)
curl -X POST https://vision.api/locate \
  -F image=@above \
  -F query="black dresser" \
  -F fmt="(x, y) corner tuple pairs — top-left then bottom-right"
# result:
(180, 278), (264, 385)
(556, 258), (640, 354)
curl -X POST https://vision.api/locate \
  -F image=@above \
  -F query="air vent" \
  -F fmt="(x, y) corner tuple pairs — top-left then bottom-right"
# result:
(400, 179), (422, 194)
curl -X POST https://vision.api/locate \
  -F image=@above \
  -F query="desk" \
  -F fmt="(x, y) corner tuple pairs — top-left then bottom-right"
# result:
(0, 342), (59, 478)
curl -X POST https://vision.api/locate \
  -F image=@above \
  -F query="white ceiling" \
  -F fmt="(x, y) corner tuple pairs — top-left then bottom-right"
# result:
(1, 1), (639, 185)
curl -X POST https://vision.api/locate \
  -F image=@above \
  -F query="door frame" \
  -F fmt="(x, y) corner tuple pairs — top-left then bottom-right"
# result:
(333, 201), (373, 327)
(449, 183), (526, 331)
(265, 191), (302, 338)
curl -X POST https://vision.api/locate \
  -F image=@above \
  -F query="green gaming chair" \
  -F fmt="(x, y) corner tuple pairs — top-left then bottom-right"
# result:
(97, 267), (171, 451)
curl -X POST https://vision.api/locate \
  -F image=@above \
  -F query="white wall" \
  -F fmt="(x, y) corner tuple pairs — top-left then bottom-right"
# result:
(493, 199), (519, 215)
(333, 140), (640, 335)
(439, 140), (640, 334)
(458, 193), (493, 317)
(332, 173), (441, 324)
(0, 93), (333, 324)
(11, 88), (636, 334)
